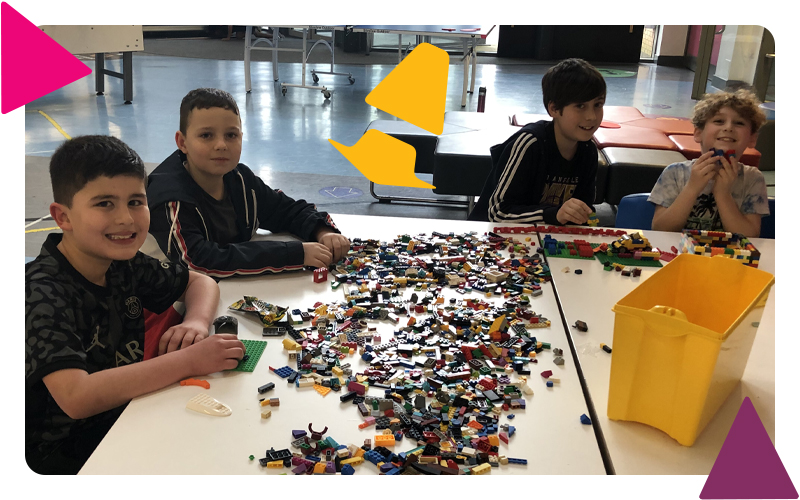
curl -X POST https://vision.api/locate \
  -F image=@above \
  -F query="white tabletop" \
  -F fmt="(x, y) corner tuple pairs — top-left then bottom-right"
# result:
(531, 228), (775, 474)
(80, 214), (606, 475)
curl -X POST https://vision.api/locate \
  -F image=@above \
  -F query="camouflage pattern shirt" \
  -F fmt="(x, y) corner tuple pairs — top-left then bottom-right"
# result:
(648, 159), (769, 231)
(25, 233), (188, 471)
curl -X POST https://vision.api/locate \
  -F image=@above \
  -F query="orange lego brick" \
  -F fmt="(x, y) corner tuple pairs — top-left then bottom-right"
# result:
(314, 384), (332, 397)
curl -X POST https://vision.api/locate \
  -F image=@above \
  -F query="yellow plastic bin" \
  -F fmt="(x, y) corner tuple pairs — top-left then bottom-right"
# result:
(607, 253), (774, 446)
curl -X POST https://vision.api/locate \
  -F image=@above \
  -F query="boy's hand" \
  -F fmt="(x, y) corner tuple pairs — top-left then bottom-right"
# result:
(687, 150), (720, 195)
(158, 319), (210, 356)
(302, 242), (333, 268)
(317, 231), (350, 263)
(711, 154), (739, 198)
(556, 198), (593, 225)
(184, 334), (245, 375)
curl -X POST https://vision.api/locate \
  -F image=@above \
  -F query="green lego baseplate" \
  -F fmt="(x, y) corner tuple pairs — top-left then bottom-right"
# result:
(228, 339), (267, 372)
(544, 242), (663, 268)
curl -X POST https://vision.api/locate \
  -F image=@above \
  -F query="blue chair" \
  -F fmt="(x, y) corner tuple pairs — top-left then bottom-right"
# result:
(760, 197), (775, 239)
(615, 193), (656, 230)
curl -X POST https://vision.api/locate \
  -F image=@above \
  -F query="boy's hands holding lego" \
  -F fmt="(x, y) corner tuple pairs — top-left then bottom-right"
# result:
(688, 150), (720, 195)
(184, 333), (245, 375)
(316, 229), (350, 263)
(711, 154), (739, 198)
(158, 319), (210, 356)
(303, 242), (333, 268)
(557, 198), (593, 225)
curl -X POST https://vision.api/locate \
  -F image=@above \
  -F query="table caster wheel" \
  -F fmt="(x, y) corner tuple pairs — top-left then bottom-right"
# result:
(282, 88), (287, 96)
(323, 90), (331, 99)
(312, 73), (319, 83)
(348, 76), (355, 84)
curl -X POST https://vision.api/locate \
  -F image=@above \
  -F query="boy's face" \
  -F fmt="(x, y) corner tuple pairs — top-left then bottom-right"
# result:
(52, 175), (149, 266)
(549, 96), (605, 144)
(176, 107), (243, 179)
(694, 106), (757, 158)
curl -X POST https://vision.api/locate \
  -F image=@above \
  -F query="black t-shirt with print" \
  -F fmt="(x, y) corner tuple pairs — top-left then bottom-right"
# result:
(25, 233), (189, 474)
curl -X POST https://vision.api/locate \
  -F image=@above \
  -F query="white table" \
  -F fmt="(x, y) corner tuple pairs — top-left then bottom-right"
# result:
(80, 214), (607, 475)
(531, 228), (776, 474)
(39, 25), (144, 104)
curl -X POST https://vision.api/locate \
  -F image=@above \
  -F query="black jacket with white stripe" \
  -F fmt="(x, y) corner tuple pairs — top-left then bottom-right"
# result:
(147, 150), (339, 279)
(467, 120), (597, 223)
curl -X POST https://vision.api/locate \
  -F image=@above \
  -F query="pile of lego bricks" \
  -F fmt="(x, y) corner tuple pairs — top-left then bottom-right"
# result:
(255, 232), (569, 474)
(680, 230), (761, 268)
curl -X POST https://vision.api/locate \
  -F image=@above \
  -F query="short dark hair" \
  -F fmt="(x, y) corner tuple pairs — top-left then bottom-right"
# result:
(542, 58), (606, 114)
(179, 88), (241, 135)
(49, 135), (146, 207)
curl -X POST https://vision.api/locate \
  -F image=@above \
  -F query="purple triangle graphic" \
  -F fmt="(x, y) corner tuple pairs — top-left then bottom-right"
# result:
(701, 397), (798, 499)
(1, 2), (91, 114)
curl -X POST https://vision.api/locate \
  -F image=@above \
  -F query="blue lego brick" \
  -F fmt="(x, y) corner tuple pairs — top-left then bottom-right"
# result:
(546, 381), (554, 388)
(272, 366), (295, 378)
(507, 425), (516, 437)
(364, 450), (383, 465)
(507, 457), (527, 465)
(507, 414), (515, 420)
(385, 467), (402, 475)
(341, 464), (355, 475)
(580, 414), (592, 425)
(292, 430), (307, 439)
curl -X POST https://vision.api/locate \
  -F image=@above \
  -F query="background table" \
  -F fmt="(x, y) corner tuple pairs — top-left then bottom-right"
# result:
(535, 229), (776, 474)
(352, 25), (495, 107)
(80, 214), (606, 475)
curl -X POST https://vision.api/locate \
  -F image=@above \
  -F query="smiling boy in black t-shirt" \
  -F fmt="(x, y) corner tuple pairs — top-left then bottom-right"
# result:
(25, 136), (245, 474)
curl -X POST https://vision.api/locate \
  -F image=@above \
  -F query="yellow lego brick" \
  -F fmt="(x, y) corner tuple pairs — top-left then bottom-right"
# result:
(313, 462), (327, 474)
(341, 456), (364, 466)
(472, 463), (491, 475)
(282, 338), (301, 351)
(267, 460), (283, 468)
(354, 448), (365, 458)
(488, 435), (500, 446)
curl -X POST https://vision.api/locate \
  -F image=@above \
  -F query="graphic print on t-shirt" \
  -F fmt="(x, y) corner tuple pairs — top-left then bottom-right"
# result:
(539, 175), (578, 206)
(686, 192), (721, 230)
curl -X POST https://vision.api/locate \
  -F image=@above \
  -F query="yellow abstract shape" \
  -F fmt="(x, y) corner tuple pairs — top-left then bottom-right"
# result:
(365, 43), (448, 135)
(329, 130), (435, 189)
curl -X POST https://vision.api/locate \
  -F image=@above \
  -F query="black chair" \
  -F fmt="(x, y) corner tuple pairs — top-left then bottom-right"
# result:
(760, 197), (775, 239)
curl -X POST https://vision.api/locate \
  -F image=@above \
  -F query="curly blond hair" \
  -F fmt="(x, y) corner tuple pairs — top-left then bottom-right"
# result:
(692, 89), (767, 134)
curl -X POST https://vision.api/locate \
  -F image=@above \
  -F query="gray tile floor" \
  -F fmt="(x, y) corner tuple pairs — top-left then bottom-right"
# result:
(24, 42), (728, 256)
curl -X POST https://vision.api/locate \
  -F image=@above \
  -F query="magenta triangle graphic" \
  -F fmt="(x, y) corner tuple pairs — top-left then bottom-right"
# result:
(701, 397), (797, 499)
(1, 2), (91, 114)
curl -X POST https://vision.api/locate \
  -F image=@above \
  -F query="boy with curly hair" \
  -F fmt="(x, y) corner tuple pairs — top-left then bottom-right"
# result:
(650, 89), (769, 237)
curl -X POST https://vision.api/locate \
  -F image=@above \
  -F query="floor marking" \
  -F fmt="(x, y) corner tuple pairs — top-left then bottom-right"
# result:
(37, 110), (71, 140)
(25, 226), (60, 234)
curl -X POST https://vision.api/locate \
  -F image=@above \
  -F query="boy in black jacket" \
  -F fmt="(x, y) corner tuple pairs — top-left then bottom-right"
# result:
(147, 88), (350, 279)
(468, 59), (606, 224)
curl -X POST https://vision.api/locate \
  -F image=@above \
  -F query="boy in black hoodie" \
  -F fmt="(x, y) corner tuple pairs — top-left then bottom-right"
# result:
(147, 88), (350, 279)
(468, 59), (606, 224)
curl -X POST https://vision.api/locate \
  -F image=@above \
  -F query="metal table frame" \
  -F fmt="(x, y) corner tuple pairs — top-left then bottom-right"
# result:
(244, 26), (354, 100)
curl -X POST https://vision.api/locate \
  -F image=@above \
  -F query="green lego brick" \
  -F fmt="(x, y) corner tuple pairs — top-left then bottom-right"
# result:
(228, 339), (267, 372)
